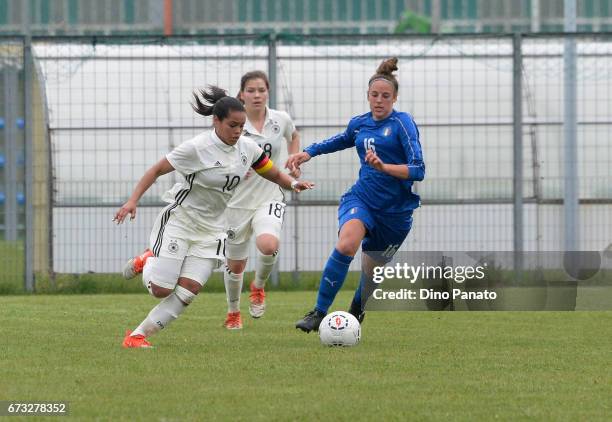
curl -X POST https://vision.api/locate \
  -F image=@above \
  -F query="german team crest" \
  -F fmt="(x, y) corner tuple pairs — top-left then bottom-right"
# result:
(227, 228), (236, 240)
(241, 153), (247, 166)
(272, 122), (280, 134)
(167, 240), (179, 254)
(382, 126), (391, 137)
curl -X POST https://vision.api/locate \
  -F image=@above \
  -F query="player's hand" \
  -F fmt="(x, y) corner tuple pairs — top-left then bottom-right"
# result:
(292, 180), (315, 193)
(113, 200), (137, 224)
(365, 149), (385, 172)
(285, 152), (311, 174)
(244, 169), (254, 180)
(288, 166), (302, 178)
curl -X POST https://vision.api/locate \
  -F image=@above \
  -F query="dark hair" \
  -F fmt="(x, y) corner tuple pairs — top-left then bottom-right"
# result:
(368, 57), (399, 93)
(240, 70), (270, 92)
(192, 85), (245, 119)
(236, 70), (270, 103)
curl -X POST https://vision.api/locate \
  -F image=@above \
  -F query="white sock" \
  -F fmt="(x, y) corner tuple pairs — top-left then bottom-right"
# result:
(132, 290), (191, 337)
(224, 266), (243, 313)
(254, 251), (277, 289)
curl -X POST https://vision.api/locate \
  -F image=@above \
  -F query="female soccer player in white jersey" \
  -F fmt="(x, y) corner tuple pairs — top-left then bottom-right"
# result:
(114, 86), (313, 348)
(222, 71), (301, 329)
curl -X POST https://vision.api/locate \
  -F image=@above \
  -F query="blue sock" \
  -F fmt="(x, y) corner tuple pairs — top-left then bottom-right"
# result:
(352, 271), (367, 309)
(315, 248), (354, 313)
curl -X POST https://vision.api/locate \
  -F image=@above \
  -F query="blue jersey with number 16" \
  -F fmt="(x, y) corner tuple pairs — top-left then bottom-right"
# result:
(304, 109), (425, 215)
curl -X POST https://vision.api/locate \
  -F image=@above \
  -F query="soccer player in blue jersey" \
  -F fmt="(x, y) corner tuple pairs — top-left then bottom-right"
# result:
(286, 57), (425, 333)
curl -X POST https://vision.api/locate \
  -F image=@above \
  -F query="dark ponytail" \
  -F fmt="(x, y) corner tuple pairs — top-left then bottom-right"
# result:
(368, 57), (399, 93)
(191, 85), (245, 120)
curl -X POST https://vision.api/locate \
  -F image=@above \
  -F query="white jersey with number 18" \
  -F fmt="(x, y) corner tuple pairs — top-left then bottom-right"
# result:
(227, 108), (295, 210)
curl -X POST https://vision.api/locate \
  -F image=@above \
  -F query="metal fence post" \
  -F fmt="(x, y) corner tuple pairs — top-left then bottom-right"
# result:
(267, 32), (277, 109)
(513, 33), (523, 273)
(268, 32), (280, 287)
(24, 35), (34, 292)
(564, 0), (579, 252)
(292, 202), (299, 285)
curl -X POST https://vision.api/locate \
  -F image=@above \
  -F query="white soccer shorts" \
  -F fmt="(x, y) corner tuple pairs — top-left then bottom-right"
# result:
(145, 204), (226, 288)
(225, 200), (285, 260)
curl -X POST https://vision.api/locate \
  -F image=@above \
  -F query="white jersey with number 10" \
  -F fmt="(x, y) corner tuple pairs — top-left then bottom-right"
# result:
(162, 129), (266, 233)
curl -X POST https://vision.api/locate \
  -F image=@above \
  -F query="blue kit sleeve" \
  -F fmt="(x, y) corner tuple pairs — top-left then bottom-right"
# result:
(396, 114), (425, 182)
(304, 118), (357, 158)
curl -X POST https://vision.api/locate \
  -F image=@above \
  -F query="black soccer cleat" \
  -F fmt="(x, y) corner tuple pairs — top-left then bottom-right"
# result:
(348, 299), (365, 324)
(295, 309), (326, 333)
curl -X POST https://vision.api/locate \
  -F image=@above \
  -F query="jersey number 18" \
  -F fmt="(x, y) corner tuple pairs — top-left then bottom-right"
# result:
(268, 202), (284, 219)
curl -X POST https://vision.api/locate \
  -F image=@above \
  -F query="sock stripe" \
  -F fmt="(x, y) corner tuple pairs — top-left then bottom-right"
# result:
(331, 249), (354, 265)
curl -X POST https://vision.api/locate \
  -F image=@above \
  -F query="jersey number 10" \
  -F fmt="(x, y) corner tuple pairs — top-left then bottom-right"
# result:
(222, 175), (241, 192)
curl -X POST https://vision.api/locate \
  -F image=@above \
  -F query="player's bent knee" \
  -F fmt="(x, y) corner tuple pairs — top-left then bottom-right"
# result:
(257, 243), (278, 256)
(177, 277), (202, 295)
(226, 259), (247, 274)
(255, 234), (279, 256)
(149, 283), (173, 298)
(336, 227), (365, 256)
(335, 239), (360, 257)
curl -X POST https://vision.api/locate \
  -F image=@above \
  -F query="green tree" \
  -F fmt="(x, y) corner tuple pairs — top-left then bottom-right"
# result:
(394, 9), (431, 34)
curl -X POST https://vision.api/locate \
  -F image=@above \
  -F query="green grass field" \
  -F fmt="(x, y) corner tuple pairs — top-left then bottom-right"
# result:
(2, 291), (612, 420)
(0, 270), (360, 294)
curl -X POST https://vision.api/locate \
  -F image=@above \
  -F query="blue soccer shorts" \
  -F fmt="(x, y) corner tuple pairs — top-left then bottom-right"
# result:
(337, 191), (413, 263)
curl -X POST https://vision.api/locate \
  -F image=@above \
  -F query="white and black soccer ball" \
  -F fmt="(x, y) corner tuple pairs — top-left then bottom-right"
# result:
(319, 311), (361, 347)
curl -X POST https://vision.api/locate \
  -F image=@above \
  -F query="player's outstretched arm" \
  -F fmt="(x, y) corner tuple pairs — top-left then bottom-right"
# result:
(258, 164), (314, 193)
(285, 151), (311, 174)
(113, 157), (175, 224)
(287, 130), (302, 178)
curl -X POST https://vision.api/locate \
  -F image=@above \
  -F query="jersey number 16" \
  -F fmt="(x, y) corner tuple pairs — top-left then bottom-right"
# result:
(364, 137), (376, 153)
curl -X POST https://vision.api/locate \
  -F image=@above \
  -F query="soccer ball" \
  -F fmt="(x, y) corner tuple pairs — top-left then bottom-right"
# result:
(319, 311), (361, 347)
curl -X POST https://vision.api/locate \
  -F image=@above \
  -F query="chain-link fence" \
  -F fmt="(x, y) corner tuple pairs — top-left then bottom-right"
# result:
(1, 33), (611, 291)
(0, 38), (25, 290)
